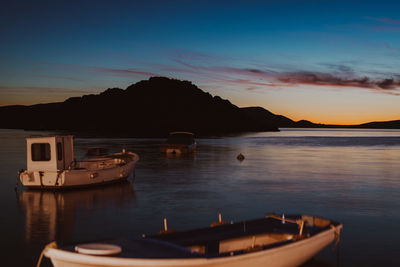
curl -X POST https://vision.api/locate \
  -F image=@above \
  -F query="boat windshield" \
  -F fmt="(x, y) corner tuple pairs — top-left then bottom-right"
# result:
(167, 133), (194, 145)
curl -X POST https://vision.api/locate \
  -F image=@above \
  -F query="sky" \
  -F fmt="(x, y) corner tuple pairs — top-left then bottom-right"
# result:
(1, 0), (400, 124)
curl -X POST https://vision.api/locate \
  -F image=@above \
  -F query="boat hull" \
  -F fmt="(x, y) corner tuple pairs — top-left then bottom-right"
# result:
(20, 152), (138, 189)
(44, 225), (341, 267)
(160, 143), (196, 154)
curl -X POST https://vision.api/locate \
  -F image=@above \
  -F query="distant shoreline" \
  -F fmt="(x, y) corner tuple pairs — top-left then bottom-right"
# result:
(0, 77), (399, 137)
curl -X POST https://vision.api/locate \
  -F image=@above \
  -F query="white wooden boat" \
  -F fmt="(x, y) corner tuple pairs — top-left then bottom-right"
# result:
(19, 136), (139, 189)
(41, 213), (342, 267)
(160, 132), (196, 154)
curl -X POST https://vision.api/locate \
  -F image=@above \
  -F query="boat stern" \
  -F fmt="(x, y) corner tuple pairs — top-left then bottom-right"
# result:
(20, 170), (65, 188)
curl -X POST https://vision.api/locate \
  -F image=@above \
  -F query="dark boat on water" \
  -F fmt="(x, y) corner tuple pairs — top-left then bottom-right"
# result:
(160, 132), (196, 154)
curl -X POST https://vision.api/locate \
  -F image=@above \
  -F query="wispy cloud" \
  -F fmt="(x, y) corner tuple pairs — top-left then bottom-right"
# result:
(367, 17), (400, 25)
(383, 42), (400, 54)
(0, 85), (95, 95)
(0, 85), (99, 106)
(372, 26), (400, 32)
(318, 63), (354, 73)
(167, 58), (400, 94)
(365, 16), (400, 32)
(32, 50), (400, 97)
(274, 72), (400, 90)
(166, 47), (231, 63)
(92, 66), (156, 77)
(34, 75), (86, 82)
(38, 62), (158, 78)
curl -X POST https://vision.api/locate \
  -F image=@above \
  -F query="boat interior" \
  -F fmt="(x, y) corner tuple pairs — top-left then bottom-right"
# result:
(150, 215), (335, 257)
(73, 153), (136, 170)
(61, 215), (339, 259)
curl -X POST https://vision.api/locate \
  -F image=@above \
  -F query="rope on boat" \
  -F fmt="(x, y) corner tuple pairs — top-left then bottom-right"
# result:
(36, 241), (57, 267)
(265, 214), (305, 236)
(54, 170), (62, 187)
(39, 171), (44, 188)
(330, 224), (341, 248)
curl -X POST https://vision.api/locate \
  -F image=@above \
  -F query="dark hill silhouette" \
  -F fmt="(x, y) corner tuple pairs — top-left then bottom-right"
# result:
(240, 108), (400, 129)
(240, 107), (296, 128)
(0, 77), (279, 137)
(1, 77), (399, 135)
(240, 106), (400, 129)
(356, 120), (400, 129)
(282, 119), (400, 129)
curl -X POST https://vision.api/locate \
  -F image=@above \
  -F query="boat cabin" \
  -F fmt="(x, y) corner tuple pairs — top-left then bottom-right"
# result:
(26, 136), (74, 172)
(166, 132), (195, 145)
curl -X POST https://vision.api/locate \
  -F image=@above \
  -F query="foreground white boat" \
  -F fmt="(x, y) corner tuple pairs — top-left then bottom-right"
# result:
(41, 213), (342, 267)
(19, 136), (139, 189)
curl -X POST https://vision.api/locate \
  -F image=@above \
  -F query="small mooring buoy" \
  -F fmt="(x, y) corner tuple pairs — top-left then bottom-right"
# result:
(237, 153), (245, 161)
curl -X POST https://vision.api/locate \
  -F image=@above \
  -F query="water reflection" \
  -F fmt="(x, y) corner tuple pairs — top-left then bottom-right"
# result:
(4, 128), (400, 266)
(164, 151), (197, 160)
(18, 181), (136, 243)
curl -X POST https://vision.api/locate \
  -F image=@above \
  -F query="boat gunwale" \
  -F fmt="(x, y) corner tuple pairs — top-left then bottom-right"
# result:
(149, 215), (341, 248)
(22, 177), (131, 190)
(45, 228), (339, 266)
(72, 153), (138, 171)
(76, 152), (139, 163)
(44, 217), (342, 266)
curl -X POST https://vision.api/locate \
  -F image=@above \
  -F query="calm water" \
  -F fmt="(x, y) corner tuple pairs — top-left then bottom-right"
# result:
(1, 128), (400, 266)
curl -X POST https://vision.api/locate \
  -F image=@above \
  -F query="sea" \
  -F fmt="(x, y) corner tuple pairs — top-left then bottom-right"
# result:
(1, 128), (400, 267)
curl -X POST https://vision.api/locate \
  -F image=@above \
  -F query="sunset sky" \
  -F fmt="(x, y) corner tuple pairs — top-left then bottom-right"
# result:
(1, 0), (400, 124)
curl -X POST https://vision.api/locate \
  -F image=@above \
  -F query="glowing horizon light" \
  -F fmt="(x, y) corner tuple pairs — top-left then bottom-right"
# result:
(1, 0), (400, 125)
